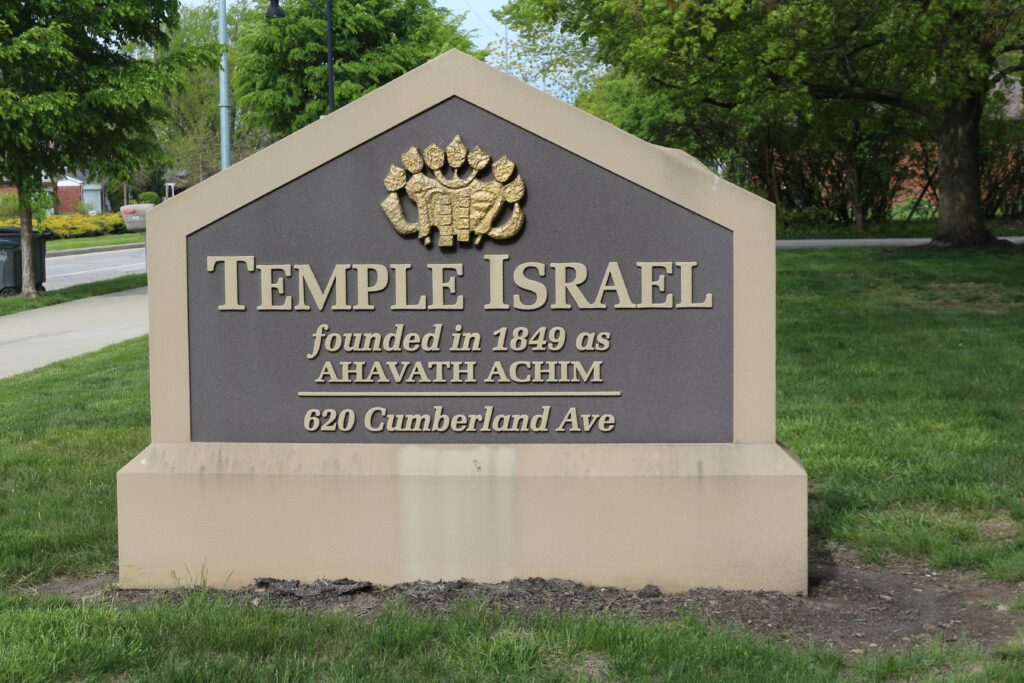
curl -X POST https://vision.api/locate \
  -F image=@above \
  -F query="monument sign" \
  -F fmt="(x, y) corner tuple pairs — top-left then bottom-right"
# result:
(118, 51), (807, 593)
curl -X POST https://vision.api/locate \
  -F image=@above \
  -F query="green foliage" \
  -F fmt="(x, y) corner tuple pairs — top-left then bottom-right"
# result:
(0, 193), (18, 219)
(0, 190), (54, 223)
(501, 0), (1022, 118)
(39, 213), (126, 239)
(500, 0), (1024, 243)
(136, 191), (160, 205)
(0, 0), (208, 292)
(981, 111), (1024, 218)
(576, 70), (921, 228)
(0, 1), (205, 195)
(777, 207), (839, 231)
(498, 21), (604, 101)
(891, 198), (938, 222)
(234, 0), (478, 137)
(154, 1), (267, 187)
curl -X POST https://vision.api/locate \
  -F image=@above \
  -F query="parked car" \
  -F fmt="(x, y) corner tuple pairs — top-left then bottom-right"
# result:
(120, 203), (155, 233)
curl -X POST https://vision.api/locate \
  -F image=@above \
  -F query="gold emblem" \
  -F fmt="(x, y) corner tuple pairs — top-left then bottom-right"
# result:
(381, 136), (525, 248)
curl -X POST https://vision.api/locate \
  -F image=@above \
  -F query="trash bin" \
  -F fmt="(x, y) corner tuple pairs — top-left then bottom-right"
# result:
(0, 227), (46, 295)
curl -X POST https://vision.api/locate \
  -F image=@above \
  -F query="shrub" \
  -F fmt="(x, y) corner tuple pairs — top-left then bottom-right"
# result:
(891, 197), (938, 221)
(39, 213), (127, 239)
(137, 191), (160, 204)
(0, 191), (52, 222)
(0, 193), (19, 219)
(777, 206), (837, 231)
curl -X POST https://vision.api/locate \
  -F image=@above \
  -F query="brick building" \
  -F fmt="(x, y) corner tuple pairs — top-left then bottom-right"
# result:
(0, 173), (109, 215)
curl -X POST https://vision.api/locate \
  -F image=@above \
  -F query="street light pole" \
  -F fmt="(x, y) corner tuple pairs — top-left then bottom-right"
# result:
(266, 0), (335, 112)
(218, 0), (231, 170)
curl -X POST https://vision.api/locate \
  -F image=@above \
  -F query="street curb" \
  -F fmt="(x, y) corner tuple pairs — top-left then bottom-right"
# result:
(46, 242), (145, 258)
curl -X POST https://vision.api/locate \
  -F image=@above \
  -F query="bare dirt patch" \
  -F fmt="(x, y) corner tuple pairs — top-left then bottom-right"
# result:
(978, 511), (1018, 541)
(917, 281), (1021, 313)
(32, 546), (1024, 655)
(27, 573), (116, 600)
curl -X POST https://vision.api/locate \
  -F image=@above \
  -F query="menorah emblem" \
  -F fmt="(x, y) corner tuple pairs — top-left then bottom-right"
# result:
(380, 136), (525, 248)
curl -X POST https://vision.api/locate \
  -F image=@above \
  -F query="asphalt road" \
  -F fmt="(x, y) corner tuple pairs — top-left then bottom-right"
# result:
(44, 246), (146, 290)
(778, 236), (1024, 250)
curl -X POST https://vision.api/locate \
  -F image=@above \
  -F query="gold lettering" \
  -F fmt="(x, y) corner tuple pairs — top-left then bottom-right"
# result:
(256, 264), (292, 311)
(391, 264), (427, 310)
(484, 254), (511, 310)
(551, 263), (595, 310)
(207, 255), (255, 311)
(293, 264), (350, 311)
(315, 361), (339, 383)
(593, 262), (636, 309)
(353, 264), (389, 311)
(512, 262), (547, 310)
(428, 263), (464, 310)
(638, 262), (674, 308)
(675, 261), (713, 308)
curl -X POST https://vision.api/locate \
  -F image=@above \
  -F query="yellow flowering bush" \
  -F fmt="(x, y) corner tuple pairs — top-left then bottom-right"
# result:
(39, 213), (126, 238)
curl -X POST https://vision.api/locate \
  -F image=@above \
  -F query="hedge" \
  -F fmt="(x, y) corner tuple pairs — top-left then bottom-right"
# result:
(38, 213), (127, 239)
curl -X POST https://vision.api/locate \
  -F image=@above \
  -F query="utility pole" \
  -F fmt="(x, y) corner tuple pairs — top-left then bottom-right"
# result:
(218, 0), (231, 170)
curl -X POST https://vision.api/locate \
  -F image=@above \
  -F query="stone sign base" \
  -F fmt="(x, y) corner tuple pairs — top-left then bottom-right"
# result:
(118, 443), (807, 593)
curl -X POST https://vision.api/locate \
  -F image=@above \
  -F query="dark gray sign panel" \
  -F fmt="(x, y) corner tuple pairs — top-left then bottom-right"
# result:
(187, 98), (733, 443)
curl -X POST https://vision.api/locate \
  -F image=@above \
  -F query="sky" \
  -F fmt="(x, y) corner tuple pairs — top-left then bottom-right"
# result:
(179, 0), (510, 50)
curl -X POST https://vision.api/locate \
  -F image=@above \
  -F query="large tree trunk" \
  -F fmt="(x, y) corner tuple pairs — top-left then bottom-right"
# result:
(933, 94), (995, 246)
(17, 187), (38, 297)
(847, 160), (865, 233)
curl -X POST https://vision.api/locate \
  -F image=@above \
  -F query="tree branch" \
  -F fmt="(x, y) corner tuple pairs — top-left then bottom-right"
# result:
(989, 63), (1023, 86)
(650, 74), (737, 109)
(807, 83), (933, 118)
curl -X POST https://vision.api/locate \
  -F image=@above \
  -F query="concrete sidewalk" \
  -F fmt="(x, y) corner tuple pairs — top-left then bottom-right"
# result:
(0, 287), (148, 380)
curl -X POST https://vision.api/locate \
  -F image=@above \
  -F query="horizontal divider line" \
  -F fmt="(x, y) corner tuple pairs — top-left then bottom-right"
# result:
(297, 391), (623, 398)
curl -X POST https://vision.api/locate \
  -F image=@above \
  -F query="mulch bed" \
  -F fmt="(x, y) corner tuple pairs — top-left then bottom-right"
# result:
(32, 546), (1024, 654)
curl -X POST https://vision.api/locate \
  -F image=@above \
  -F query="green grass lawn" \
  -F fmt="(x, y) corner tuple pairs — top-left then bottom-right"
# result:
(778, 248), (1024, 577)
(3, 592), (1022, 682)
(0, 274), (147, 316)
(0, 247), (1021, 679)
(45, 233), (144, 252)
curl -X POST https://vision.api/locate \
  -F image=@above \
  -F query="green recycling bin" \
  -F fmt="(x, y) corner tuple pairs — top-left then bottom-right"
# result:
(0, 227), (46, 295)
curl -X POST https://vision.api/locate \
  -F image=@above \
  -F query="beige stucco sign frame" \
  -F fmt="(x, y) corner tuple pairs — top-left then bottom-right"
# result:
(118, 51), (807, 593)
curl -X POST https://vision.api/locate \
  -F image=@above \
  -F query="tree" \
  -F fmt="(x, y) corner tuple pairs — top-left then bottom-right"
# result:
(499, 20), (604, 102)
(156, 1), (270, 189)
(500, 0), (1024, 246)
(575, 69), (922, 230)
(0, 1), (194, 296)
(234, 0), (477, 138)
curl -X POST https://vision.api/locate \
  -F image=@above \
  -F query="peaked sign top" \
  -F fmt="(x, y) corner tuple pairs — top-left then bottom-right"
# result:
(151, 50), (769, 238)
